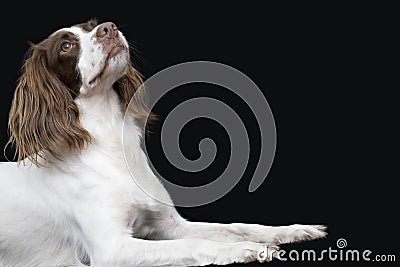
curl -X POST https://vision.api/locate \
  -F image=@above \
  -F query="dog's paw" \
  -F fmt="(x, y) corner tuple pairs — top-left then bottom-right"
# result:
(232, 243), (281, 264)
(273, 224), (327, 245)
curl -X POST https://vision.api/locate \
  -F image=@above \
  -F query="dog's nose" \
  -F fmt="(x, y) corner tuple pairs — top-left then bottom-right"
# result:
(96, 22), (118, 38)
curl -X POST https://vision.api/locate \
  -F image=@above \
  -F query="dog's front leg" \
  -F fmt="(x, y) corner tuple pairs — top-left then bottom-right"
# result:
(177, 220), (327, 245)
(129, 204), (326, 247)
(89, 237), (280, 267)
(131, 204), (327, 246)
(77, 205), (280, 266)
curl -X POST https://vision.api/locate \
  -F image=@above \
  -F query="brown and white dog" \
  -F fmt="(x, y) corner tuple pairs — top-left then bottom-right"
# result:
(0, 19), (326, 267)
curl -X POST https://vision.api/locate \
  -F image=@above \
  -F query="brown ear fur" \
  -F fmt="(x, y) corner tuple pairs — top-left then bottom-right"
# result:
(114, 63), (156, 134)
(7, 44), (91, 167)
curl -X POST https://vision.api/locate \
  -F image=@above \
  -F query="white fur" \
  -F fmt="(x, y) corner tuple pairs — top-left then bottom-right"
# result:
(0, 22), (326, 267)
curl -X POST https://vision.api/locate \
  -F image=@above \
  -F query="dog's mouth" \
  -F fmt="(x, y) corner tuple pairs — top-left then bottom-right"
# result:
(108, 44), (125, 58)
(88, 44), (127, 85)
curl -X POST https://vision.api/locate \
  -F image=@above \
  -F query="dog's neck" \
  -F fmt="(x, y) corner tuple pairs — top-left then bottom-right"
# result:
(76, 86), (123, 131)
(73, 86), (142, 167)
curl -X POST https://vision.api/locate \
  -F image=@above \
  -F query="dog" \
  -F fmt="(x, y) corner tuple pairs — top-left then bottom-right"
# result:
(0, 19), (326, 267)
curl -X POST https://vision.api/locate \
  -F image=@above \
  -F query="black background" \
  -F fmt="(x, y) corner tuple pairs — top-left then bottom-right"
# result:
(0, 2), (397, 266)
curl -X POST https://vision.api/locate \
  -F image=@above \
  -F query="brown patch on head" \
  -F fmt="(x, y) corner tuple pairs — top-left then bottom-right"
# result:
(74, 18), (98, 32)
(7, 31), (91, 167)
(43, 30), (81, 97)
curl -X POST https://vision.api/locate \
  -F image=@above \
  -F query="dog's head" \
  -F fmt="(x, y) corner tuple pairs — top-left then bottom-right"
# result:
(47, 19), (130, 94)
(8, 19), (153, 166)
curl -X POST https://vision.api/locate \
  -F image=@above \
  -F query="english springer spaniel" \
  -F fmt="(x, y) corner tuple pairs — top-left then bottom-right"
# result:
(0, 19), (326, 267)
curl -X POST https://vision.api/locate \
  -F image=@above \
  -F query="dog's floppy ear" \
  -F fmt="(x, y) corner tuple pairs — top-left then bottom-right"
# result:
(114, 63), (156, 134)
(7, 43), (91, 167)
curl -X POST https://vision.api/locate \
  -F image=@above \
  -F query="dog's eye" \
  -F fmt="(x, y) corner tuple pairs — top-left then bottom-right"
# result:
(61, 42), (73, 52)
